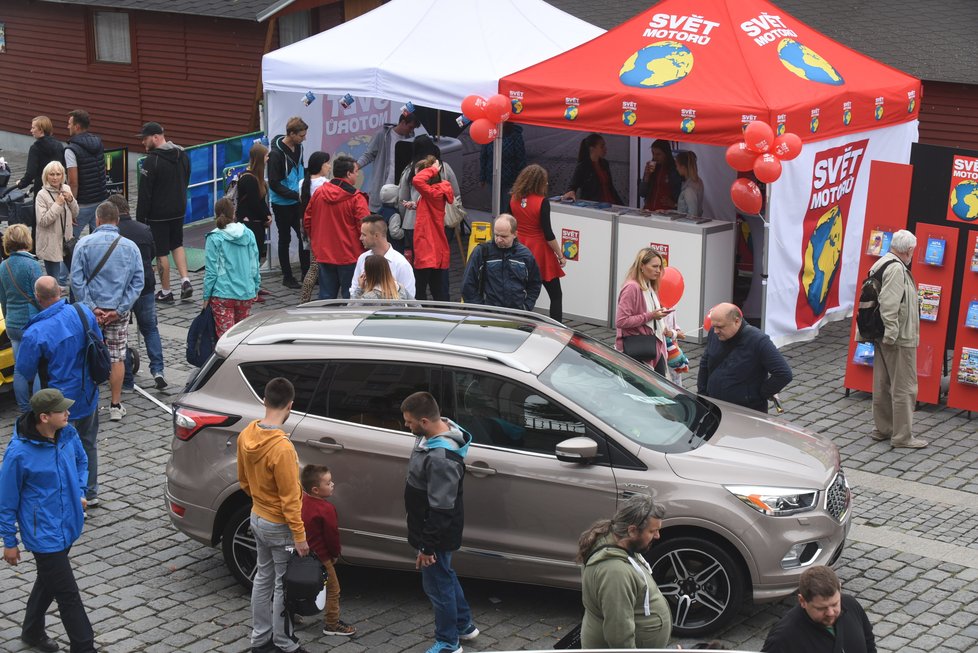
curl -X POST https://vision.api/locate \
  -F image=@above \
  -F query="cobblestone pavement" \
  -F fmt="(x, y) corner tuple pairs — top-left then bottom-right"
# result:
(2, 147), (978, 652)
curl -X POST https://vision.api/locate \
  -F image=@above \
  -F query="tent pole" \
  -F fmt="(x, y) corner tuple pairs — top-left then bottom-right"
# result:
(760, 183), (771, 333)
(492, 123), (503, 216)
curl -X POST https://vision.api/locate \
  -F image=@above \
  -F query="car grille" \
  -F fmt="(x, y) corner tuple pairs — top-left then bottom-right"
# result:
(824, 470), (850, 522)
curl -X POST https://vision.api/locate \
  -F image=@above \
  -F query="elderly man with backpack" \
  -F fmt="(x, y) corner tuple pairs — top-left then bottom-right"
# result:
(857, 229), (925, 449)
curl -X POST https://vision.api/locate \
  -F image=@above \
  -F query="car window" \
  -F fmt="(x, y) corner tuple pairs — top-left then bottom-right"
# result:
(239, 361), (326, 414)
(451, 370), (587, 456)
(310, 361), (432, 431)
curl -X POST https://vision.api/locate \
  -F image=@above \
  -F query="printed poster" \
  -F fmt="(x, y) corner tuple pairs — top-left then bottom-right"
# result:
(649, 242), (670, 267)
(795, 138), (869, 329)
(321, 96), (397, 196)
(946, 155), (978, 224)
(562, 228), (580, 261)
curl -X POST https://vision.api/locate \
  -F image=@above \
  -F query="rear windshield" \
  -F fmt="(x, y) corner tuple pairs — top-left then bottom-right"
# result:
(538, 334), (717, 452)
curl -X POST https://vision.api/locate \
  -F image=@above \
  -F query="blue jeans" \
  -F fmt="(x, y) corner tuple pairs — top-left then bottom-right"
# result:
(43, 260), (67, 287)
(71, 412), (99, 500)
(318, 263), (355, 300)
(123, 293), (164, 387)
(250, 513), (300, 652)
(421, 550), (472, 646)
(73, 204), (98, 239)
(10, 327), (40, 412)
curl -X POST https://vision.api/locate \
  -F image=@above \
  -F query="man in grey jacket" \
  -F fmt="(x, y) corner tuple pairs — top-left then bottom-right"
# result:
(357, 113), (420, 212)
(868, 229), (924, 448)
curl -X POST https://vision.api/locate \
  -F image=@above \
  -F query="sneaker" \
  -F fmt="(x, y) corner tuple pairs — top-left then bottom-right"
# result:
(323, 621), (357, 637)
(424, 642), (461, 653)
(458, 624), (479, 641)
(110, 403), (127, 421)
(181, 279), (194, 299)
(154, 374), (168, 390)
(258, 288), (271, 296)
(155, 290), (174, 303)
(282, 277), (301, 289)
(85, 496), (100, 508)
(122, 385), (135, 394)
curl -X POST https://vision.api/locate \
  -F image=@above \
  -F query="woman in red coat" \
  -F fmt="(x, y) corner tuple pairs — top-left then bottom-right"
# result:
(509, 164), (566, 322)
(411, 156), (453, 301)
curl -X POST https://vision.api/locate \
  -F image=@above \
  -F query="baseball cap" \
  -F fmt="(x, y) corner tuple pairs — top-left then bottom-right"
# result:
(31, 388), (75, 414)
(137, 122), (165, 138)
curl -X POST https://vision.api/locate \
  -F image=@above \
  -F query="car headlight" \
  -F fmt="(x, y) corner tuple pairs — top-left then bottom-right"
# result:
(725, 485), (818, 516)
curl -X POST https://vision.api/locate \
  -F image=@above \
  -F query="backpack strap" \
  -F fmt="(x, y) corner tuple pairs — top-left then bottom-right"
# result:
(85, 235), (123, 285)
(72, 303), (97, 400)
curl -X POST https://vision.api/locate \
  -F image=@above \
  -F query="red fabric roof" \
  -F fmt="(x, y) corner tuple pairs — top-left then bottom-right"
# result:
(499, 0), (921, 145)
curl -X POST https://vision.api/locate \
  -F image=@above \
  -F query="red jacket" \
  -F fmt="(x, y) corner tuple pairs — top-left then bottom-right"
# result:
(411, 166), (453, 270)
(304, 179), (369, 266)
(301, 493), (341, 562)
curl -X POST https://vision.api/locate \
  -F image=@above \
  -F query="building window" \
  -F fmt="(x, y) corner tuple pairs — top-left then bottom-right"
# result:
(93, 11), (131, 63)
(278, 10), (311, 47)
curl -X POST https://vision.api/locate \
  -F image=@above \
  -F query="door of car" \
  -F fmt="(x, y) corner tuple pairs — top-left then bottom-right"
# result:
(444, 367), (619, 587)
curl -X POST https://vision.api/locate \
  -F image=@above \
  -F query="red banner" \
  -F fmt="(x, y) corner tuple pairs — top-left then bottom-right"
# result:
(795, 139), (869, 328)
(946, 155), (978, 224)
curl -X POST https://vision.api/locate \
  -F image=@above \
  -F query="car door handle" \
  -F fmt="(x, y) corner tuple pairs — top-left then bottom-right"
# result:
(306, 439), (344, 451)
(466, 462), (496, 477)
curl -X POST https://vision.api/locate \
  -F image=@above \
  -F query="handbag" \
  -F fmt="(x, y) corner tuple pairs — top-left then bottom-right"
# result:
(5, 260), (40, 310)
(444, 195), (466, 228)
(622, 334), (659, 362)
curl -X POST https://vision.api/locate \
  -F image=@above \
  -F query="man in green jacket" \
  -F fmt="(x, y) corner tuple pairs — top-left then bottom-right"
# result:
(577, 495), (672, 648)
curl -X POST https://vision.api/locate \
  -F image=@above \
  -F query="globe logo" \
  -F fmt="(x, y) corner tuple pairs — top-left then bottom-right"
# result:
(777, 39), (844, 86)
(511, 99), (524, 115)
(875, 104), (884, 121)
(563, 241), (579, 259)
(564, 105), (579, 121)
(842, 109), (852, 125)
(907, 97), (916, 113)
(801, 205), (843, 316)
(681, 117), (695, 134)
(949, 180), (978, 221)
(619, 41), (694, 89)
(776, 122), (786, 136)
(622, 110), (638, 127)
(810, 116), (820, 133)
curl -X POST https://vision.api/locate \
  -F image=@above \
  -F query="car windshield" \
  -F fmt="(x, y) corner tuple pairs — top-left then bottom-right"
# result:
(538, 334), (719, 452)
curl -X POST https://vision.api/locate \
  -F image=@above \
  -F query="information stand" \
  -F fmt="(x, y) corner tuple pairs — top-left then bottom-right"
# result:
(947, 230), (978, 413)
(844, 161), (913, 394)
(613, 213), (735, 344)
(912, 224), (958, 404)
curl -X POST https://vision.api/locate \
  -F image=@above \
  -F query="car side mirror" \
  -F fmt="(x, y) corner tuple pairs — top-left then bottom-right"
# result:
(555, 437), (599, 464)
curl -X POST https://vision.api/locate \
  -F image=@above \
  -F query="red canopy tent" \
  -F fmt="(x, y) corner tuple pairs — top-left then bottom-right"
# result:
(499, 0), (920, 144)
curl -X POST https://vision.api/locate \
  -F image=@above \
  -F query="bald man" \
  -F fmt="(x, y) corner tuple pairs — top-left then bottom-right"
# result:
(697, 303), (791, 413)
(461, 214), (541, 312)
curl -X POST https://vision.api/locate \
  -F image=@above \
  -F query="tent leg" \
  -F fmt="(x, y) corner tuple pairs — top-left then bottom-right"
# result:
(760, 184), (771, 333)
(492, 124), (503, 217)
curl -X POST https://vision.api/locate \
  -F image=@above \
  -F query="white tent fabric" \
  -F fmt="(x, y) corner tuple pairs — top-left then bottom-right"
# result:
(261, 0), (604, 112)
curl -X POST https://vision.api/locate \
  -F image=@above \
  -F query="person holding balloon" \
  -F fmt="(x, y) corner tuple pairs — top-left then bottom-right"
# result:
(640, 139), (681, 211)
(615, 248), (683, 375)
(561, 134), (623, 205)
(675, 151), (704, 217)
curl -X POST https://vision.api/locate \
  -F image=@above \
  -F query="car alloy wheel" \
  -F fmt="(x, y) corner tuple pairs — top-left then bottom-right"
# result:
(221, 504), (258, 588)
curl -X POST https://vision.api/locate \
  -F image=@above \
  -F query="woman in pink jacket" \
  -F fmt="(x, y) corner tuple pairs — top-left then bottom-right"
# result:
(615, 247), (675, 375)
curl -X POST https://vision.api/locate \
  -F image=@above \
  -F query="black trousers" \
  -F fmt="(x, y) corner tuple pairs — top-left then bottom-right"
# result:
(241, 218), (268, 263)
(23, 548), (97, 653)
(415, 268), (449, 301)
(543, 278), (563, 323)
(272, 204), (309, 280)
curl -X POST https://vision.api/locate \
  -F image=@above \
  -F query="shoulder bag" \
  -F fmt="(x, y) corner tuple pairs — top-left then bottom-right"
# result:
(52, 189), (80, 267)
(5, 259), (40, 310)
(444, 195), (466, 228)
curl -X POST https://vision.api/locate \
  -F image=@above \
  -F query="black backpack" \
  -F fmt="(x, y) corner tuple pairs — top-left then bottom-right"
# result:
(73, 303), (112, 385)
(855, 259), (899, 341)
(284, 550), (328, 617)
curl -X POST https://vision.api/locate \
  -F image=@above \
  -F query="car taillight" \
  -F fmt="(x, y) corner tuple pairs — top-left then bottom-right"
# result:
(174, 406), (239, 441)
(170, 503), (186, 517)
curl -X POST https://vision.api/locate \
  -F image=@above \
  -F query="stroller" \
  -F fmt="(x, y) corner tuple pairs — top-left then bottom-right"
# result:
(0, 159), (34, 228)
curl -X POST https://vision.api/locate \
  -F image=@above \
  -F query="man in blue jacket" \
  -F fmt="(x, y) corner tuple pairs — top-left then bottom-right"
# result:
(0, 388), (99, 653)
(461, 215), (541, 312)
(697, 303), (792, 413)
(70, 201), (144, 422)
(16, 276), (103, 507)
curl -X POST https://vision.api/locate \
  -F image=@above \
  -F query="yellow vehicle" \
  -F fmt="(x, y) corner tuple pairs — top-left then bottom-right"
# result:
(0, 306), (15, 388)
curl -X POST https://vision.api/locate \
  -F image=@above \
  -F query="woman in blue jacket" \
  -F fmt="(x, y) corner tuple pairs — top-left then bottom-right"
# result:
(0, 224), (44, 408)
(204, 197), (261, 338)
(0, 388), (98, 653)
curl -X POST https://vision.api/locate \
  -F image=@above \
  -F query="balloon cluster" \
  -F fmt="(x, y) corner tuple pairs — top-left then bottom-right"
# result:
(725, 121), (802, 214)
(461, 94), (513, 144)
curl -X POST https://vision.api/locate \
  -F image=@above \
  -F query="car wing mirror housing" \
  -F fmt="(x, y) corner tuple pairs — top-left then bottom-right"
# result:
(555, 437), (599, 464)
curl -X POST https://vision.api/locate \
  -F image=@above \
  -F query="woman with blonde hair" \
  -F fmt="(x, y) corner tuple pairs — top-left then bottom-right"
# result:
(675, 151), (705, 217)
(352, 254), (410, 300)
(34, 160), (79, 287)
(615, 247), (675, 374)
(204, 198), (261, 338)
(0, 224), (44, 410)
(509, 164), (565, 322)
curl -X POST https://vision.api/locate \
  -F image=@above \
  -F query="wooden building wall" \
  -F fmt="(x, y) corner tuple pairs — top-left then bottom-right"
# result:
(919, 81), (978, 152)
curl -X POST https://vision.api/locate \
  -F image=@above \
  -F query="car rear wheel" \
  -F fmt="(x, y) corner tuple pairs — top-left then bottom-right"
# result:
(646, 536), (744, 637)
(221, 504), (257, 589)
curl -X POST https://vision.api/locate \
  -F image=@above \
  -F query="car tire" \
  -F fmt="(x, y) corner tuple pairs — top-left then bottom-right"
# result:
(645, 536), (745, 637)
(221, 504), (257, 589)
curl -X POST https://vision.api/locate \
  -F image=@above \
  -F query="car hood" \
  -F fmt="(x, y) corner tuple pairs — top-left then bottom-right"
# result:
(665, 400), (839, 489)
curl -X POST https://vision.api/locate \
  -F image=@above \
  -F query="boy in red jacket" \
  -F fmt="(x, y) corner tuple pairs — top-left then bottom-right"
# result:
(300, 464), (356, 636)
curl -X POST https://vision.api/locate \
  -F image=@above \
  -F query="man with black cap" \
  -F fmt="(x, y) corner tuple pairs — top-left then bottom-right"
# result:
(0, 388), (99, 653)
(135, 121), (192, 303)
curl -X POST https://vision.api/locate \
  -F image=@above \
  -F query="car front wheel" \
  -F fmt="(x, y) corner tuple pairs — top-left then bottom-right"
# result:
(221, 504), (257, 589)
(646, 536), (744, 637)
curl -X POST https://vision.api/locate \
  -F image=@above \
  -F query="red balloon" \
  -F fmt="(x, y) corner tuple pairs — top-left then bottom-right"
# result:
(469, 118), (498, 145)
(703, 310), (713, 332)
(744, 120), (775, 153)
(483, 94), (511, 123)
(461, 95), (487, 121)
(773, 132), (803, 161)
(725, 142), (758, 172)
(658, 267), (685, 308)
(730, 178), (763, 214)
(753, 153), (783, 183)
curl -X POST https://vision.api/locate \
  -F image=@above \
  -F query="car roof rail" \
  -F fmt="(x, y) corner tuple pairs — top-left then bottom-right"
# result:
(296, 299), (565, 328)
(244, 333), (533, 373)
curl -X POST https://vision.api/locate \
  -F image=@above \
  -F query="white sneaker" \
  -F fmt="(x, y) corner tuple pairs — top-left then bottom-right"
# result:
(110, 404), (127, 421)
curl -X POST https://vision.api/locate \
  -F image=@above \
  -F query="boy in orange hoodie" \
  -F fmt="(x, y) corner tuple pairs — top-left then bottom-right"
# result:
(300, 464), (356, 637)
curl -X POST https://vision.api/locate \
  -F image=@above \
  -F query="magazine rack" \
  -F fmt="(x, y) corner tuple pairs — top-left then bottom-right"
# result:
(948, 230), (978, 414)
(912, 223), (958, 405)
